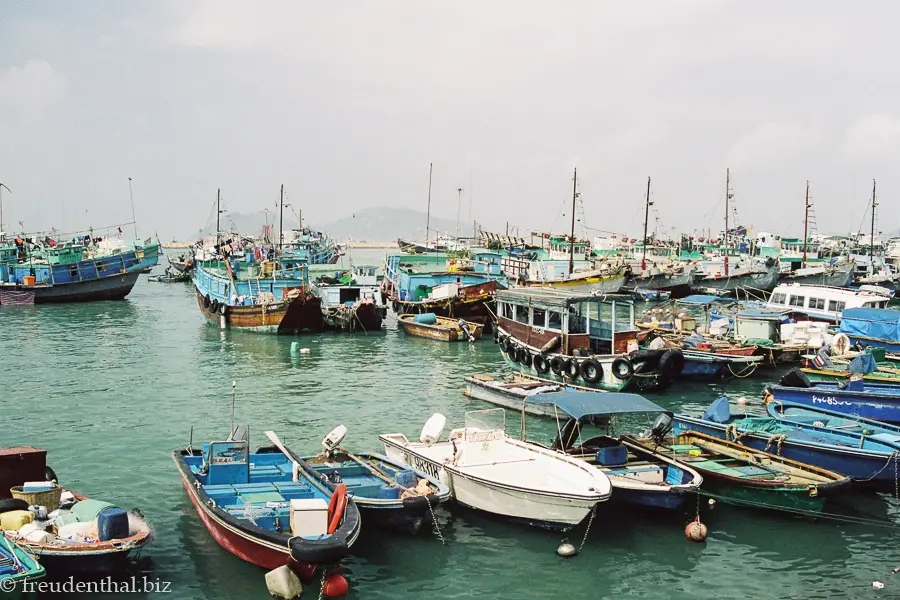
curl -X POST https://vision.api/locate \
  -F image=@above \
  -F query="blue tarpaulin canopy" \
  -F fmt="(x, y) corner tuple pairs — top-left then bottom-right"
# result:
(525, 391), (666, 420)
(840, 308), (900, 344)
(677, 295), (733, 306)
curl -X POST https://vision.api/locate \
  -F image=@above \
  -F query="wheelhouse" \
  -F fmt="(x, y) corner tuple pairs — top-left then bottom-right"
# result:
(496, 288), (638, 354)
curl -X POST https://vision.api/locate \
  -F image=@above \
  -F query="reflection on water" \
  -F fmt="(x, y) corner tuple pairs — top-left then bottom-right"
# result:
(0, 268), (898, 599)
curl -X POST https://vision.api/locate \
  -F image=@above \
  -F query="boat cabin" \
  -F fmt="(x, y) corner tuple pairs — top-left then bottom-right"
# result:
(497, 288), (638, 355)
(766, 283), (890, 323)
(547, 235), (590, 262)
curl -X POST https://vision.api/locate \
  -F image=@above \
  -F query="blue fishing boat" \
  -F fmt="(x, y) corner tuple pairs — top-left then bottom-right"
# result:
(0, 536), (44, 594)
(173, 427), (361, 579)
(674, 396), (900, 483)
(300, 427), (451, 534)
(769, 366), (900, 423)
(523, 392), (703, 510)
(839, 307), (900, 352)
(766, 398), (900, 444)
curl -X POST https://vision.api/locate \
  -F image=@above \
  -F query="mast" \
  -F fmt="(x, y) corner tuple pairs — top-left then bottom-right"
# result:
(802, 180), (810, 267)
(642, 176), (651, 270)
(724, 168), (731, 276)
(0, 183), (8, 235)
(568, 168), (577, 276)
(425, 163), (433, 248)
(216, 188), (221, 247)
(128, 177), (138, 238)
(456, 187), (463, 240)
(279, 184), (284, 256)
(870, 179), (877, 264)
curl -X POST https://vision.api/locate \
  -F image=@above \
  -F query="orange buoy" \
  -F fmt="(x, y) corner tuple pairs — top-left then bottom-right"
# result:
(323, 574), (349, 597)
(685, 518), (708, 543)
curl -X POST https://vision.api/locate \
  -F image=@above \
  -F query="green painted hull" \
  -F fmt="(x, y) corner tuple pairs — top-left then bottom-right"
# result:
(701, 477), (826, 513)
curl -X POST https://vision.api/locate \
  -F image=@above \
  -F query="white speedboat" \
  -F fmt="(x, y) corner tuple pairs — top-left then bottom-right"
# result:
(379, 409), (611, 530)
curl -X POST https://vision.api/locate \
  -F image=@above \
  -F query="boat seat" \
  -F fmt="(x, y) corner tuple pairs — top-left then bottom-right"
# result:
(870, 433), (900, 444)
(731, 465), (774, 477)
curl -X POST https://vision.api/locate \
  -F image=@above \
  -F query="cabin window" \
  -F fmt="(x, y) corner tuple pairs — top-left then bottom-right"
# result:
(771, 293), (786, 304)
(808, 298), (825, 310)
(788, 295), (804, 308)
(515, 305), (529, 324)
(532, 308), (546, 328)
(828, 300), (846, 312)
(548, 311), (562, 331)
(568, 306), (586, 333)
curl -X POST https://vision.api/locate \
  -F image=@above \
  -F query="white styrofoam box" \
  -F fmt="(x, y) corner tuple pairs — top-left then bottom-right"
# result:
(24, 529), (54, 543)
(289, 498), (329, 538)
(429, 283), (460, 301)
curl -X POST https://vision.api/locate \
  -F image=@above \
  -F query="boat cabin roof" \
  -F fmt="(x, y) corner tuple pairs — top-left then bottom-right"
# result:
(525, 391), (666, 420)
(498, 288), (634, 309)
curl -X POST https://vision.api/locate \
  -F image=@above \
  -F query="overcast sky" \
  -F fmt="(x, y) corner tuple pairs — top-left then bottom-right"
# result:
(2, 1), (899, 241)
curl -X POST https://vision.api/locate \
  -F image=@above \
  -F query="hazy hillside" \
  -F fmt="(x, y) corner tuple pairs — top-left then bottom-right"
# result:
(178, 207), (466, 242)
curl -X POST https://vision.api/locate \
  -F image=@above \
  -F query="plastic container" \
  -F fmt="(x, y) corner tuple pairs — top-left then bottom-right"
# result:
(70, 499), (115, 523)
(57, 521), (97, 543)
(394, 470), (417, 488)
(595, 446), (627, 467)
(22, 275), (35, 286)
(52, 512), (79, 531)
(1, 510), (34, 531)
(97, 507), (129, 541)
(377, 485), (400, 499)
(412, 313), (437, 325)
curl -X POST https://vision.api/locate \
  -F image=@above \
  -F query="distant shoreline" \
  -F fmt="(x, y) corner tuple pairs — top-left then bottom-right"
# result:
(161, 241), (397, 249)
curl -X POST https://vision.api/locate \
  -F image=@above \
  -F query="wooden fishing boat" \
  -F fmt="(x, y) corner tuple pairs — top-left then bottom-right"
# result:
(173, 428), (360, 581)
(300, 427), (451, 534)
(463, 373), (568, 416)
(397, 314), (483, 342)
(314, 265), (386, 332)
(0, 536), (44, 594)
(631, 430), (851, 513)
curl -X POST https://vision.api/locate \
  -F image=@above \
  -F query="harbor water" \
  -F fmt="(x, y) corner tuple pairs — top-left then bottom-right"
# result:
(1, 256), (899, 599)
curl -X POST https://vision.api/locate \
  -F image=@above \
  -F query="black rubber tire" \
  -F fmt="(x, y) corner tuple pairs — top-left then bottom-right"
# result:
(658, 350), (686, 378)
(550, 356), (566, 375)
(499, 336), (511, 353)
(533, 354), (551, 374)
(519, 348), (533, 366)
(564, 359), (580, 379)
(45, 466), (58, 484)
(611, 357), (634, 380)
(507, 345), (520, 363)
(493, 328), (500, 343)
(203, 294), (211, 308)
(210, 299), (220, 314)
(579, 358), (603, 384)
(779, 367), (812, 388)
(630, 349), (665, 374)
(0, 498), (28, 514)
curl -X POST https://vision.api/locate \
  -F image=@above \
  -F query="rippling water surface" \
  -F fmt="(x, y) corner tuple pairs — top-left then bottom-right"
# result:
(2, 254), (899, 599)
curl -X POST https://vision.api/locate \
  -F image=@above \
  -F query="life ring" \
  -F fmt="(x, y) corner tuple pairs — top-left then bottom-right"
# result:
(327, 483), (348, 534)
(579, 358), (603, 383)
(203, 294), (211, 308)
(564, 359), (580, 380)
(611, 357), (634, 380)
(831, 333), (851, 356)
(658, 350), (686, 379)
(533, 354), (551, 374)
(550, 356), (566, 375)
(499, 336), (511, 353)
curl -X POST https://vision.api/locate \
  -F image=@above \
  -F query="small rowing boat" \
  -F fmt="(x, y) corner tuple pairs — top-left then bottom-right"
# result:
(397, 313), (483, 342)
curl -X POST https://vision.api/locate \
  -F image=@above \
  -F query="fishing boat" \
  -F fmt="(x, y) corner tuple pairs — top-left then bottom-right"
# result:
(0, 447), (151, 574)
(2, 245), (142, 303)
(313, 265), (386, 332)
(523, 391), (703, 511)
(0, 536), (44, 593)
(463, 373), (570, 416)
(631, 430), (850, 513)
(149, 267), (191, 283)
(301, 426), (450, 534)
(764, 283), (890, 323)
(765, 398), (900, 443)
(768, 367), (900, 423)
(379, 409), (611, 530)
(630, 289), (673, 302)
(496, 288), (683, 391)
(673, 396), (900, 484)
(397, 314), (483, 342)
(173, 427), (361, 580)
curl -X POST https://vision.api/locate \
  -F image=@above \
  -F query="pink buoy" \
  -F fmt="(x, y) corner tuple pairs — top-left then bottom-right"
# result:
(323, 574), (349, 597)
(685, 518), (708, 543)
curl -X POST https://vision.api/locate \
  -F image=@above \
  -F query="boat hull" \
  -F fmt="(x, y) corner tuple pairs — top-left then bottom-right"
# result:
(778, 262), (854, 288)
(673, 416), (897, 483)
(463, 376), (564, 416)
(606, 485), (692, 511)
(528, 274), (626, 294)
(29, 271), (141, 304)
(196, 291), (324, 334)
(627, 270), (694, 297)
(770, 384), (900, 424)
(398, 316), (484, 342)
(693, 263), (780, 294)
(322, 303), (385, 332)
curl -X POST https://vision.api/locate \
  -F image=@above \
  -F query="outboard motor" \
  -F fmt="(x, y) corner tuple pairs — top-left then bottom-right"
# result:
(458, 319), (475, 343)
(642, 413), (673, 443)
(779, 367), (812, 389)
(322, 425), (348, 457)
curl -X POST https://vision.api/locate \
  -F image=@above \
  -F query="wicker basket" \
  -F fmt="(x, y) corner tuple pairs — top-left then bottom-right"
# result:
(10, 485), (62, 509)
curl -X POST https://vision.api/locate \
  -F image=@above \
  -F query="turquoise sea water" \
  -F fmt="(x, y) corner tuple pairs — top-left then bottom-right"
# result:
(2, 255), (900, 599)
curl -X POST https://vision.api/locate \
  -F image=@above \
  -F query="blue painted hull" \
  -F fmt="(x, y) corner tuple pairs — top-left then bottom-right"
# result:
(673, 416), (898, 483)
(772, 384), (900, 424)
(607, 486), (691, 510)
(846, 336), (900, 353)
(681, 361), (726, 379)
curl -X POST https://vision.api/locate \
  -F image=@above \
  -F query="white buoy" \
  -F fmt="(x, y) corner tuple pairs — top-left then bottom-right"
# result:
(708, 498), (716, 509)
(265, 565), (302, 600)
(873, 581), (885, 590)
(557, 540), (577, 557)
(290, 342), (300, 356)
(300, 348), (310, 354)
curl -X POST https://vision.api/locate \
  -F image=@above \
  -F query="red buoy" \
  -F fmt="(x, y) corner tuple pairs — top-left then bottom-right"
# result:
(323, 574), (349, 597)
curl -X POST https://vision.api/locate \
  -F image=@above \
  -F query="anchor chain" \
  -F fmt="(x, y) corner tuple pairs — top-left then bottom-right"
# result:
(577, 505), (597, 553)
(317, 569), (327, 600)
(427, 499), (446, 545)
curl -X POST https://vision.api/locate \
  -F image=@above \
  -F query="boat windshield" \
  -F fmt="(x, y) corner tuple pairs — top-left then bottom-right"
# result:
(465, 408), (506, 434)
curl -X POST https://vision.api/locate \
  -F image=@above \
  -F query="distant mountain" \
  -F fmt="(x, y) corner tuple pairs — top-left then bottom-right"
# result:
(177, 206), (467, 243)
(320, 207), (464, 242)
